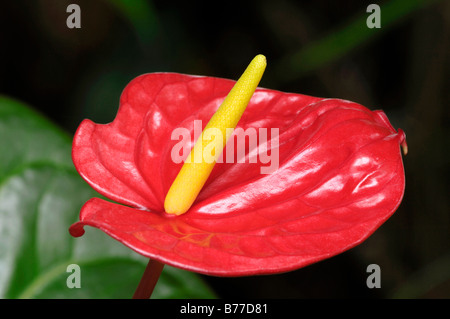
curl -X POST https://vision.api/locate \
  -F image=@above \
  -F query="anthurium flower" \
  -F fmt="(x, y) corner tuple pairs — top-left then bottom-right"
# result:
(69, 56), (407, 277)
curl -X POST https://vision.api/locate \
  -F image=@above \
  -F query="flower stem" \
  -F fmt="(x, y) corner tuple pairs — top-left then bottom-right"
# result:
(132, 259), (165, 299)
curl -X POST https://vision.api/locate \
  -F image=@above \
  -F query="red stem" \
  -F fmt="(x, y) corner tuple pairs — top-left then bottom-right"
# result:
(132, 259), (165, 299)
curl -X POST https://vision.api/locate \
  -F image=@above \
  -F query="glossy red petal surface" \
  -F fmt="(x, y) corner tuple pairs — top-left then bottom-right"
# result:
(71, 73), (406, 276)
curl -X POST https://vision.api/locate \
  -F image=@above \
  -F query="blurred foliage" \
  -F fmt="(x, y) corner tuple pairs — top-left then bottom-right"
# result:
(0, 96), (216, 299)
(107, 0), (159, 44)
(273, 0), (441, 81)
(0, 0), (448, 298)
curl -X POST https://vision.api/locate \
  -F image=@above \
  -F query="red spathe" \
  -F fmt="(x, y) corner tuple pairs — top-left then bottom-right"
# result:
(69, 73), (406, 276)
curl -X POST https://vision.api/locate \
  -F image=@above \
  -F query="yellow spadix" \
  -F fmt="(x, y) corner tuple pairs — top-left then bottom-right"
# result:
(164, 54), (267, 215)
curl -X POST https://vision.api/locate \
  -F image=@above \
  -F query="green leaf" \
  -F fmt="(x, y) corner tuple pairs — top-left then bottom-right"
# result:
(0, 96), (216, 299)
(107, 0), (159, 44)
(273, 0), (442, 82)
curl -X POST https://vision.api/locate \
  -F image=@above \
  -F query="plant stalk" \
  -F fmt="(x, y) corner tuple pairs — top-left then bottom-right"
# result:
(132, 258), (165, 299)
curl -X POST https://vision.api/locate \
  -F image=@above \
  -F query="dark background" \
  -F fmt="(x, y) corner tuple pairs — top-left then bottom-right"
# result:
(0, 0), (448, 298)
